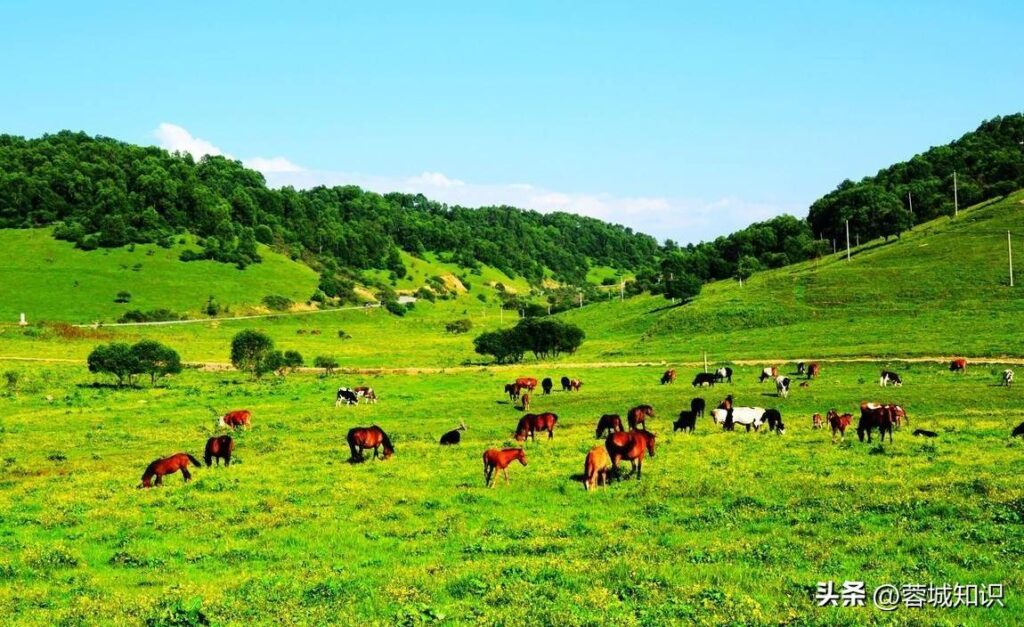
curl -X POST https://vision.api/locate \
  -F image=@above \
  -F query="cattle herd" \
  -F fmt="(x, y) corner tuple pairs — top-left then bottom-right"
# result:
(139, 359), (1021, 490)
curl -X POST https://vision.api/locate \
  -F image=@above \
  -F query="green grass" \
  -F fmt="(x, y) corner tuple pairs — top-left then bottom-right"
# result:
(362, 250), (534, 295)
(0, 229), (319, 323)
(1, 361), (1022, 625)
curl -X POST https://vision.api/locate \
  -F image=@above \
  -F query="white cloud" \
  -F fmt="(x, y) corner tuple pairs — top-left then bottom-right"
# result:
(152, 123), (795, 244)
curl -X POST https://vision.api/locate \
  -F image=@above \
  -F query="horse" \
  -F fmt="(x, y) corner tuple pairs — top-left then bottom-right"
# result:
(515, 377), (538, 391)
(347, 425), (394, 461)
(812, 413), (824, 429)
(353, 386), (377, 403)
(483, 448), (527, 487)
(582, 446), (612, 491)
(691, 397), (706, 418)
(1002, 370), (1014, 387)
(913, 429), (937, 438)
(504, 383), (521, 401)
(605, 431), (656, 480)
(880, 370), (902, 387)
(711, 407), (766, 431)
(541, 377), (553, 394)
(219, 409), (251, 429)
(439, 421), (466, 445)
(692, 373), (716, 387)
(139, 453), (203, 488)
(807, 363), (820, 379)
(775, 376), (791, 398)
(714, 367), (733, 383)
(759, 366), (779, 382)
(796, 362), (806, 375)
(627, 404), (654, 431)
(673, 410), (697, 433)
(827, 409), (853, 443)
(568, 379), (583, 392)
(204, 435), (234, 467)
(661, 369), (676, 385)
(560, 376), (572, 391)
(949, 358), (967, 373)
(595, 414), (624, 438)
(764, 409), (785, 434)
(520, 393), (531, 412)
(515, 412), (558, 441)
(858, 402), (894, 443)
(336, 388), (359, 406)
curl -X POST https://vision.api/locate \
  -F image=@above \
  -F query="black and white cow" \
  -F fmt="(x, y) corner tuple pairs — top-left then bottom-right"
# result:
(880, 370), (902, 387)
(1002, 369), (1014, 387)
(775, 376), (791, 398)
(714, 367), (733, 384)
(335, 387), (359, 406)
(763, 408), (785, 434)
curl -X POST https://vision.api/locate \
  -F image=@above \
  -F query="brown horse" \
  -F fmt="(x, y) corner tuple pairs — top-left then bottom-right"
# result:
(204, 435), (234, 466)
(807, 363), (820, 379)
(139, 453), (202, 488)
(827, 409), (852, 442)
(812, 413), (824, 429)
(661, 369), (676, 384)
(483, 448), (527, 487)
(595, 414), (624, 438)
(504, 383), (521, 401)
(858, 402), (894, 443)
(568, 379), (583, 391)
(605, 431), (656, 480)
(514, 413), (558, 441)
(520, 393), (531, 412)
(582, 446), (612, 490)
(219, 409), (251, 429)
(627, 404), (654, 431)
(347, 425), (394, 461)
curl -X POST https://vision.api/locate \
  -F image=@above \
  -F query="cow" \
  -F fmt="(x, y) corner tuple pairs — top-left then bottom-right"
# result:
(353, 386), (377, 403)
(759, 366), (778, 383)
(858, 402), (894, 443)
(827, 409), (853, 442)
(560, 376), (572, 391)
(516, 377), (538, 391)
(714, 367), (733, 384)
(661, 369), (676, 385)
(439, 422), (467, 445)
(812, 413), (823, 429)
(219, 409), (252, 428)
(1012, 422), (1024, 438)
(711, 407), (766, 431)
(796, 362), (806, 375)
(569, 379), (583, 391)
(1002, 370), (1014, 387)
(692, 373), (716, 387)
(880, 371), (902, 387)
(807, 363), (820, 379)
(690, 397), (706, 418)
(673, 410), (698, 433)
(541, 378), (553, 395)
(949, 358), (967, 373)
(763, 409), (784, 434)
(775, 376), (791, 398)
(335, 388), (359, 406)
(913, 429), (938, 438)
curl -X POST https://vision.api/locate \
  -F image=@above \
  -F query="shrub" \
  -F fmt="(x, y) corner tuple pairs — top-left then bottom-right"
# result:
(384, 300), (406, 317)
(445, 319), (473, 334)
(3, 371), (19, 393)
(114, 291), (132, 304)
(337, 330), (352, 340)
(314, 355), (339, 375)
(230, 330), (277, 379)
(282, 350), (304, 371)
(117, 309), (180, 324)
(262, 295), (293, 311)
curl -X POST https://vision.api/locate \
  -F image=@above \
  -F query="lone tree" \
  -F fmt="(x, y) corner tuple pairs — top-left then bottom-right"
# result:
(131, 339), (182, 385)
(314, 355), (339, 375)
(230, 330), (277, 379)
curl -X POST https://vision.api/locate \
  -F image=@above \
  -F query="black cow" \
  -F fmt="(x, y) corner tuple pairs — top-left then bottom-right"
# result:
(674, 410), (698, 433)
(336, 387), (359, 406)
(880, 370), (902, 387)
(440, 422), (466, 445)
(692, 373), (716, 387)
(764, 409), (785, 434)
(690, 397), (706, 418)
(560, 376), (571, 391)
(541, 378), (553, 395)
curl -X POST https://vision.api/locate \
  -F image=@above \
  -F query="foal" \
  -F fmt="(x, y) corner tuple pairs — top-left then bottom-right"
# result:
(483, 448), (527, 487)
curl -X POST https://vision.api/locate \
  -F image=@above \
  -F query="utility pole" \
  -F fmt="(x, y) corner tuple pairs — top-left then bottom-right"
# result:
(578, 291), (583, 309)
(856, 233), (860, 247)
(703, 351), (708, 374)
(1010, 230), (1015, 288)
(832, 239), (837, 254)
(907, 191), (914, 215)
(620, 281), (624, 302)
(953, 170), (959, 217)
(845, 220), (851, 261)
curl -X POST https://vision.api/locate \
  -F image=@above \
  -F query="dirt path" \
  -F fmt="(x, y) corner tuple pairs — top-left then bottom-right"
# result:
(69, 303), (381, 328)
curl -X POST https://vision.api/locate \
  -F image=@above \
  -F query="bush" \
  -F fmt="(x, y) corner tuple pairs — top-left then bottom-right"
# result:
(117, 309), (180, 324)
(282, 350), (304, 370)
(203, 296), (220, 317)
(445, 319), (473, 334)
(3, 370), (20, 393)
(262, 295), (293, 311)
(337, 329), (352, 340)
(114, 291), (132, 304)
(384, 300), (406, 317)
(230, 330), (277, 379)
(314, 355), (339, 375)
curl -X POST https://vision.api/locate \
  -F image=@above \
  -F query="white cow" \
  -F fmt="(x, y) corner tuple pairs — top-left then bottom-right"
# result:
(712, 407), (767, 431)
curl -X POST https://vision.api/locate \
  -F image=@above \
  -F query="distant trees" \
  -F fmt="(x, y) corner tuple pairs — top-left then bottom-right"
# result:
(87, 340), (181, 386)
(473, 319), (585, 363)
(314, 355), (339, 374)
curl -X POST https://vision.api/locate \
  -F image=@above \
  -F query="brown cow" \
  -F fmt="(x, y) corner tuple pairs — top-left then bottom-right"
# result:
(515, 377), (538, 391)
(807, 363), (820, 379)
(582, 446), (612, 490)
(858, 402), (894, 443)
(219, 410), (251, 429)
(568, 379), (583, 392)
(483, 448), (527, 487)
(950, 358), (967, 373)
(605, 431), (656, 480)
(661, 369), (676, 385)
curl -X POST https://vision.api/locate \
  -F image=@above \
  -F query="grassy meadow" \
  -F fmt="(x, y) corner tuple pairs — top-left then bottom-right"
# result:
(1, 360), (1023, 625)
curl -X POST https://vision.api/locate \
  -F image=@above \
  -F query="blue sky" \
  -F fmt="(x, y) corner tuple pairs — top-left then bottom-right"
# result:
(3, 1), (1022, 243)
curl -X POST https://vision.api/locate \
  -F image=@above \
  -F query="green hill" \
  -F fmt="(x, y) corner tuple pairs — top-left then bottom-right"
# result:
(560, 190), (1024, 361)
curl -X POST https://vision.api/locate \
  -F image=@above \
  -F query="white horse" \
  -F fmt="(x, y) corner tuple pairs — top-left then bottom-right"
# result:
(712, 407), (767, 431)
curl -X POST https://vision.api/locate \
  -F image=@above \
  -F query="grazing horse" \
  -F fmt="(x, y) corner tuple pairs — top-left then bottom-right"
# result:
(627, 405), (655, 431)
(347, 425), (394, 461)
(515, 377), (538, 391)
(336, 388), (359, 406)
(219, 410), (251, 429)
(560, 376), (572, 391)
(204, 435), (234, 467)
(1002, 369), (1014, 387)
(858, 402), (894, 443)
(691, 397), (706, 418)
(759, 366), (779, 382)
(812, 413), (824, 429)
(949, 358), (967, 373)
(541, 378), (553, 395)
(880, 370), (902, 387)
(712, 406), (766, 431)
(353, 386), (377, 403)
(504, 383), (521, 401)
(714, 367), (733, 383)
(775, 376), (791, 398)
(520, 393), (531, 412)
(582, 446), (612, 491)
(139, 453), (202, 488)
(827, 409), (853, 443)
(595, 414), (624, 438)
(439, 421), (466, 445)
(764, 409), (785, 434)
(807, 363), (820, 379)
(692, 373), (716, 387)
(483, 448), (527, 487)
(913, 429), (938, 438)
(515, 413), (558, 441)
(673, 410), (698, 433)
(605, 431), (656, 480)
(1012, 422), (1024, 438)
(568, 379), (583, 392)
(661, 369), (676, 385)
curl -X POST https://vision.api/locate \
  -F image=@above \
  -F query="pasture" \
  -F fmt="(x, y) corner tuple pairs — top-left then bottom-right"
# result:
(2, 360), (1022, 625)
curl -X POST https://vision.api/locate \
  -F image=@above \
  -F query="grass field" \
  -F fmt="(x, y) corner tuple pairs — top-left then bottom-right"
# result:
(1, 360), (1022, 625)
